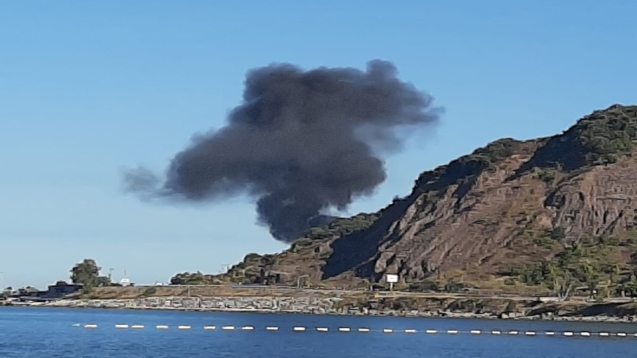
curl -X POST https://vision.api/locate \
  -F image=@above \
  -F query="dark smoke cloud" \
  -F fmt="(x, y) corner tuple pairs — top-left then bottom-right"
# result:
(124, 60), (441, 243)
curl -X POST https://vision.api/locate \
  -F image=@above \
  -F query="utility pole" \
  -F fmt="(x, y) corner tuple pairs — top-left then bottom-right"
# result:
(108, 268), (114, 281)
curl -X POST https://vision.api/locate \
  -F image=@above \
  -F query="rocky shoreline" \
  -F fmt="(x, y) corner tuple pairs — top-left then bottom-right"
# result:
(3, 296), (637, 323)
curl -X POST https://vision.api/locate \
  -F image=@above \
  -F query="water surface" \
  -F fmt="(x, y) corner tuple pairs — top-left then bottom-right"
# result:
(0, 307), (635, 357)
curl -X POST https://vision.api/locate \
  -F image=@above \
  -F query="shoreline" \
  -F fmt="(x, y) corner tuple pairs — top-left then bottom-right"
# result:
(3, 296), (637, 324)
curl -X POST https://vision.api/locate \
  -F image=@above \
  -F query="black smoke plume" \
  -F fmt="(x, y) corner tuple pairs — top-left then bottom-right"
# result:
(124, 60), (441, 243)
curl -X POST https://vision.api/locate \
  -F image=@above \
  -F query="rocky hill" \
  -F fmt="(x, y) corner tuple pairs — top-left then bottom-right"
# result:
(175, 104), (637, 297)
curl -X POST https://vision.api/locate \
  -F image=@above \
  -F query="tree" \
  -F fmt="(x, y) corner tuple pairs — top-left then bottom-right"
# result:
(623, 275), (637, 297)
(70, 259), (110, 288)
(541, 261), (559, 290)
(609, 264), (622, 285)
(95, 276), (112, 287)
(170, 274), (186, 285)
(578, 263), (601, 299)
(548, 227), (566, 241)
(557, 274), (574, 301)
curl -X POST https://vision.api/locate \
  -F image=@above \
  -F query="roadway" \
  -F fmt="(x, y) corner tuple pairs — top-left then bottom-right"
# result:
(126, 282), (637, 303)
(132, 283), (630, 302)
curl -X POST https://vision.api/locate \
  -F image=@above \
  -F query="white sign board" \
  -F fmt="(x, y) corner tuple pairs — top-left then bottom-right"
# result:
(386, 274), (398, 283)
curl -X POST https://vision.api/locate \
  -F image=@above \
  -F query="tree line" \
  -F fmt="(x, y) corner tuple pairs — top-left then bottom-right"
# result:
(2, 258), (116, 298)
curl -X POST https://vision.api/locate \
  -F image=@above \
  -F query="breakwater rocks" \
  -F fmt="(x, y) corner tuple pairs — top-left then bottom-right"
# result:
(7, 295), (637, 323)
(44, 296), (343, 314)
(9, 295), (443, 316)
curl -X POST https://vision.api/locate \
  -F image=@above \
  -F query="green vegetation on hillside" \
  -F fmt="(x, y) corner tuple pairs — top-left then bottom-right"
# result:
(412, 137), (537, 197)
(301, 213), (379, 241)
(167, 212), (380, 285)
(576, 105), (637, 165)
(502, 234), (637, 298)
(528, 105), (637, 172)
(465, 138), (526, 168)
(170, 271), (218, 285)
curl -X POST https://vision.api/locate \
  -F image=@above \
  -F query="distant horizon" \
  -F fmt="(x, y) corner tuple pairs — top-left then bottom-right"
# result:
(2, 0), (637, 289)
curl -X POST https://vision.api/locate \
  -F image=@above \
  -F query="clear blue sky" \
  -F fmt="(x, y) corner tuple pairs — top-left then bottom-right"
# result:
(1, 0), (636, 289)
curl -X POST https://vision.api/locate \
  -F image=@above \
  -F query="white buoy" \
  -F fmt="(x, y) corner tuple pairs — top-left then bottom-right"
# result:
(83, 324), (97, 329)
(358, 328), (370, 332)
(316, 327), (329, 332)
(115, 324), (129, 329)
(293, 327), (306, 332)
(491, 330), (501, 335)
(177, 325), (191, 330)
(579, 332), (590, 337)
(156, 325), (169, 330)
(203, 326), (216, 330)
(425, 329), (437, 334)
(447, 330), (458, 334)
(338, 327), (351, 332)
(265, 326), (279, 331)
(131, 325), (144, 329)
(382, 328), (393, 333)
(470, 330), (481, 335)
(241, 326), (254, 331)
(222, 326), (235, 330)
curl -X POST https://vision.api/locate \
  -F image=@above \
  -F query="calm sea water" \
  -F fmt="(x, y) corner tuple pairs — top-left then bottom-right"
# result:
(0, 307), (636, 357)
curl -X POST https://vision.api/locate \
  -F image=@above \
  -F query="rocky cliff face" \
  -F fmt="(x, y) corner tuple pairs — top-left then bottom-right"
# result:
(200, 105), (637, 293)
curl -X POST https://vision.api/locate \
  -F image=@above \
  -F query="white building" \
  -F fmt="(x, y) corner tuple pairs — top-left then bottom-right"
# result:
(119, 270), (133, 286)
